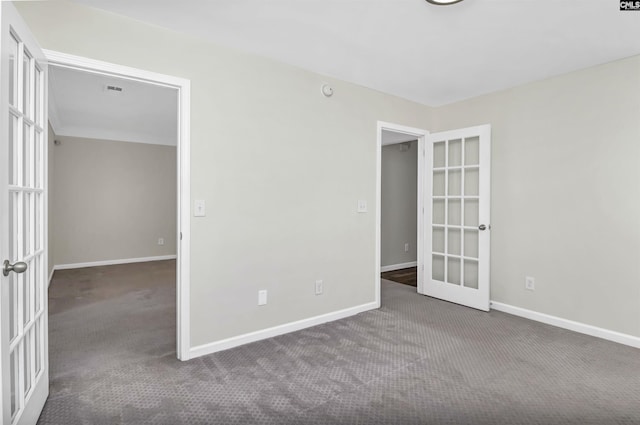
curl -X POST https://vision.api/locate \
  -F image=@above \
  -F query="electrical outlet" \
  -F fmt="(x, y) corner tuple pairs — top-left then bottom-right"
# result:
(525, 276), (535, 291)
(357, 200), (368, 213)
(258, 290), (267, 305)
(404, 243), (409, 252)
(157, 238), (165, 246)
(315, 280), (323, 295)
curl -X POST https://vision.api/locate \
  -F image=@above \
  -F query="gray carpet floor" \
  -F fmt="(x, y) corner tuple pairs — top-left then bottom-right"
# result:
(39, 260), (640, 424)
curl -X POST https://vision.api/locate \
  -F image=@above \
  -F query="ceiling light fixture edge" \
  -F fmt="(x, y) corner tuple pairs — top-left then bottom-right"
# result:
(425, 0), (465, 5)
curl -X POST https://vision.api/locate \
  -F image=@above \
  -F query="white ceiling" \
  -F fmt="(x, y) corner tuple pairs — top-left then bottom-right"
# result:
(49, 66), (178, 146)
(70, 0), (640, 106)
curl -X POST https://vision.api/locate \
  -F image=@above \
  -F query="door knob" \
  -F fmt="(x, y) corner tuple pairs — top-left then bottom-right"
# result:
(478, 224), (489, 231)
(3, 260), (28, 277)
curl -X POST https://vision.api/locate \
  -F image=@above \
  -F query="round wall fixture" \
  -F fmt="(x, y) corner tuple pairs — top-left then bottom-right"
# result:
(425, 0), (465, 4)
(321, 84), (334, 97)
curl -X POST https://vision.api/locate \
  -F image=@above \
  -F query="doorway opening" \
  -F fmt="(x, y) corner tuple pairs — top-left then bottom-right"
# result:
(380, 137), (418, 285)
(375, 122), (428, 305)
(44, 51), (191, 360)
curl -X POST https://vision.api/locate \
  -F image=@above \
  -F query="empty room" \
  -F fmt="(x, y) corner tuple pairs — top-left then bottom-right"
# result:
(0, 1), (639, 424)
(45, 64), (180, 417)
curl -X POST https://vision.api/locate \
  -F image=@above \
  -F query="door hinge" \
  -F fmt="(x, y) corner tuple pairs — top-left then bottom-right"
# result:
(180, 232), (182, 241)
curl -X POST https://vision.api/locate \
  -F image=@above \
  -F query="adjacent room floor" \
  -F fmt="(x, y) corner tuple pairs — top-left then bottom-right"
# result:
(40, 261), (640, 424)
(381, 267), (417, 287)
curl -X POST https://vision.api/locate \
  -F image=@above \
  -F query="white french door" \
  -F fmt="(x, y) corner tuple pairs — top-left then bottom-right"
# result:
(423, 125), (491, 311)
(1, 3), (49, 425)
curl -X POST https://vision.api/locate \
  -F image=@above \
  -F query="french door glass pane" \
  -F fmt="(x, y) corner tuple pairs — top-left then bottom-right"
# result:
(433, 170), (445, 196)
(23, 122), (31, 187)
(34, 256), (41, 314)
(23, 192), (31, 257)
(447, 257), (461, 285)
(9, 114), (16, 185)
(11, 350), (18, 417)
(464, 230), (479, 258)
(8, 118), (13, 185)
(10, 34), (18, 107)
(433, 199), (445, 225)
(24, 332), (32, 395)
(464, 199), (479, 227)
(464, 260), (479, 289)
(464, 168), (479, 196)
(448, 169), (461, 196)
(433, 141), (446, 167)
(448, 199), (461, 226)
(35, 193), (42, 250)
(464, 136), (479, 165)
(31, 193), (36, 251)
(448, 228), (461, 256)
(35, 129), (42, 189)
(23, 259), (31, 326)
(432, 227), (444, 253)
(448, 139), (462, 166)
(9, 192), (17, 259)
(23, 50), (31, 117)
(35, 319), (42, 376)
(35, 67), (42, 125)
(9, 272), (17, 341)
(432, 255), (445, 281)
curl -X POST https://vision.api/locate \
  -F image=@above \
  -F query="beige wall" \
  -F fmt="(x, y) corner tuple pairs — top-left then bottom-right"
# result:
(51, 136), (176, 265)
(15, 1), (435, 347)
(432, 56), (640, 337)
(47, 123), (56, 276)
(381, 141), (417, 267)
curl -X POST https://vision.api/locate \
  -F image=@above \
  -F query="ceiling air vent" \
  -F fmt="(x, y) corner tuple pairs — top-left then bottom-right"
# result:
(104, 84), (124, 94)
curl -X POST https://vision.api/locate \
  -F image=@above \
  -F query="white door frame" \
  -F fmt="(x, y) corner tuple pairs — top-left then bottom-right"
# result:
(43, 50), (192, 361)
(376, 121), (428, 305)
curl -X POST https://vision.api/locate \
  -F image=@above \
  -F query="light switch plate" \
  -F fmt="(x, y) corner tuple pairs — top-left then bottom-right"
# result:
(194, 200), (206, 217)
(258, 290), (267, 306)
(357, 200), (368, 213)
(525, 276), (535, 291)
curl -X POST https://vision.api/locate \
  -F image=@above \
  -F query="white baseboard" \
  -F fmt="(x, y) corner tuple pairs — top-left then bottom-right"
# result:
(490, 301), (640, 349)
(188, 301), (378, 360)
(380, 261), (417, 273)
(48, 268), (55, 287)
(54, 255), (177, 271)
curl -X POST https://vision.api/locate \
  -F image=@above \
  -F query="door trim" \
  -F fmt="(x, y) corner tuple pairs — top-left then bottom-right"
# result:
(42, 50), (192, 361)
(376, 121), (428, 305)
